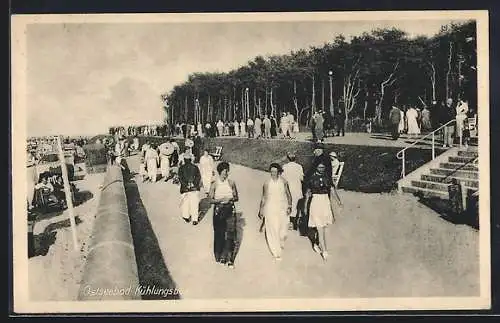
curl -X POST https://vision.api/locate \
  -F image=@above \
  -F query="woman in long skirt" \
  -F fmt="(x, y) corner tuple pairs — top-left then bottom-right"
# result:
(208, 162), (239, 268)
(304, 162), (342, 261)
(406, 106), (421, 137)
(258, 163), (293, 260)
(239, 120), (246, 137)
(199, 149), (215, 193)
(144, 144), (159, 183)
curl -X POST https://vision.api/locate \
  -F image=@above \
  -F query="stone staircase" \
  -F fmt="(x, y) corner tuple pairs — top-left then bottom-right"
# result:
(398, 148), (478, 200)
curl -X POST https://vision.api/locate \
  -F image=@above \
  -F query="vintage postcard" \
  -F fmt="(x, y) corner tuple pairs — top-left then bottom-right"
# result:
(11, 10), (490, 313)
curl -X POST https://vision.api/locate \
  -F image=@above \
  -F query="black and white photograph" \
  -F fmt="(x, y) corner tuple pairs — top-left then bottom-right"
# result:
(11, 11), (490, 313)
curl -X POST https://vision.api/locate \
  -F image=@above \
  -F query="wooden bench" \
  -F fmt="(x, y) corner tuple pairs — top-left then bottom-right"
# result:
(468, 116), (478, 138)
(210, 146), (223, 161)
(332, 161), (345, 187)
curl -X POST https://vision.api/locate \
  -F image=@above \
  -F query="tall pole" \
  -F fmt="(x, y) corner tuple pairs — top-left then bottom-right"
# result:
(55, 135), (79, 252)
(329, 70), (334, 118)
(245, 88), (249, 121)
(458, 54), (464, 101)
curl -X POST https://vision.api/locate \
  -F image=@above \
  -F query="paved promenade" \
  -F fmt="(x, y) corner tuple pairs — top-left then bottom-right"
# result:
(126, 154), (479, 299)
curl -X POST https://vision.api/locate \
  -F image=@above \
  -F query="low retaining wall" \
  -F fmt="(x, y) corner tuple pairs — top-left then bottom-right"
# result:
(78, 165), (140, 300)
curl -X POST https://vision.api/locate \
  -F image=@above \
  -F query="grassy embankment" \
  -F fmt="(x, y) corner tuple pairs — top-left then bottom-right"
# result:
(138, 136), (440, 193)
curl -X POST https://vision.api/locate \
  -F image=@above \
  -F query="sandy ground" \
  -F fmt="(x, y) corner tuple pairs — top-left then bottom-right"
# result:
(28, 172), (106, 301)
(127, 155), (479, 299)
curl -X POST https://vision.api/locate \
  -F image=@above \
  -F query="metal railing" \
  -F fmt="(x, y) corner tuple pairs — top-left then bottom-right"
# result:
(396, 119), (456, 178)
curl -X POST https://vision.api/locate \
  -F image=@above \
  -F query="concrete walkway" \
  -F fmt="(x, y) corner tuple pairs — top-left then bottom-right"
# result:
(164, 131), (446, 149)
(127, 155), (479, 299)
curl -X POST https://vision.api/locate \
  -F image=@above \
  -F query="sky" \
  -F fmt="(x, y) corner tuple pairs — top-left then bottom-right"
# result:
(24, 17), (467, 137)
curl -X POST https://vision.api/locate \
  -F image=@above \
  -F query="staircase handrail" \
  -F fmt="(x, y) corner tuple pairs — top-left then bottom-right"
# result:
(396, 119), (456, 178)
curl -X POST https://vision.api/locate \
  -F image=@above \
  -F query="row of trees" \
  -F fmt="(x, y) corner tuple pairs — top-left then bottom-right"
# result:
(161, 21), (477, 127)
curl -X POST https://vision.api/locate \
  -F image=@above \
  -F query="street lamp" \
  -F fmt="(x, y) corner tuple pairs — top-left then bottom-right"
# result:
(195, 98), (199, 124)
(328, 70), (334, 117)
(245, 88), (249, 120)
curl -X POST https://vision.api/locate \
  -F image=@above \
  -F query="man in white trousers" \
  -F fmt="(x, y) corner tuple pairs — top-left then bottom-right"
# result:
(177, 151), (202, 225)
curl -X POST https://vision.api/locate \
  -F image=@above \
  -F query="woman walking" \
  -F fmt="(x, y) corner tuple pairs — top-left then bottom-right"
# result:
(304, 162), (342, 261)
(208, 162), (240, 268)
(406, 106), (421, 137)
(199, 149), (215, 194)
(144, 144), (159, 183)
(258, 163), (293, 261)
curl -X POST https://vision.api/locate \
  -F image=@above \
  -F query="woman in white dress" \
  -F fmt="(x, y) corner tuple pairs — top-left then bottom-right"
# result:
(280, 113), (289, 138)
(406, 106), (421, 137)
(199, 149), (215, 193)
(144, 144), (159, 183)
(258, 163), (293, 260)
(239, 120), (246, 137)
(233, 120), (240, 137)
(216, 120), (224, 137)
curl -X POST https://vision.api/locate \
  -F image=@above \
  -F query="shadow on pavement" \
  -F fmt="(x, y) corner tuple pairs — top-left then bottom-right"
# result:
(42, 216), (83, 234)
(198, 196), (212, 223)
(370, 134), (396, 141)
(234, 212), (246, 258)
(417, 196), (479, 230)
(29, 231), (57, 258)
(123, 166), (181, 300)
(73, 190), (94, 207)
(29, 216), (83, 258)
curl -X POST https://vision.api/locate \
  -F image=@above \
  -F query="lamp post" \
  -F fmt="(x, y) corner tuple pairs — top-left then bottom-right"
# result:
(458, 54), (465, 101)
(195, 98), (199, 125)
(245, 87), (249, 120)
(328, 70), (334, 118)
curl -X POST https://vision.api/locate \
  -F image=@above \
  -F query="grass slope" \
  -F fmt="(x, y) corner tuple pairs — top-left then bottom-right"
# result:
(138, 136), (442, 193)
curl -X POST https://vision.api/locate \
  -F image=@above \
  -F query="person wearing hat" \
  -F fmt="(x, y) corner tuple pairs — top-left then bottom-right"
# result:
(192, 132), (202, 163)
(185, 137), (194, 154)
(178, 150), (202, 225)
(282, 151), (304, 230)
(158, 140), (174, 180)
(307, 143), (332, 179)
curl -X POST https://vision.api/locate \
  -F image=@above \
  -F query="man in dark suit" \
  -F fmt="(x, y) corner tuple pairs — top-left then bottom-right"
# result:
(389, 105), (402, 140)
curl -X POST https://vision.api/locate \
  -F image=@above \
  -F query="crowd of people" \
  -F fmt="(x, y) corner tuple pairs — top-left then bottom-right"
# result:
(309, 107), (346, 143)
(388, 98), (477, 147)
(128, 136), (343, 268)
(26, 136), (87, 213)
(170, 112), (301, 140)
(27, 136), (89, 166)
(109, 124), (169, 138)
